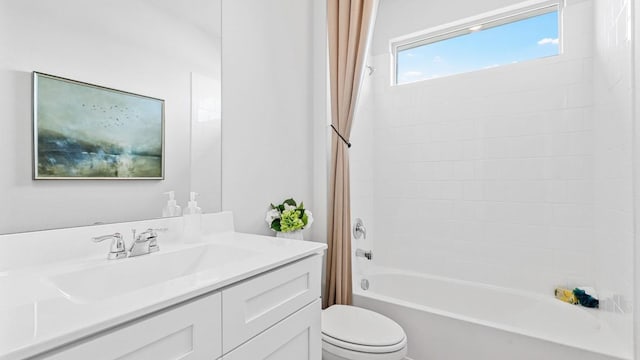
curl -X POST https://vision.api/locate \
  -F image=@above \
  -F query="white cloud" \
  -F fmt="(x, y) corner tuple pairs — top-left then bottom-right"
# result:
(432, 56), (444, 63)
(537, 37), (559, 45)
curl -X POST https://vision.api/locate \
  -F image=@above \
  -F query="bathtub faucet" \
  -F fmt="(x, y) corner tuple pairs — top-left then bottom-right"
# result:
(353, 218), (367, 239)
(355, 248), (373, 260)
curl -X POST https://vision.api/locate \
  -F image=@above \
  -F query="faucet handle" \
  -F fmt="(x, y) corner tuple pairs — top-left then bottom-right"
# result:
(353, 218), (367, 239)
(135, 228), (166, 253)
(147, 228), (167, 252)
(92, 233), (127, 260)
(137, 228), (168, 238)
(136, 228), (167, 240)
(147, 227), (168, 235)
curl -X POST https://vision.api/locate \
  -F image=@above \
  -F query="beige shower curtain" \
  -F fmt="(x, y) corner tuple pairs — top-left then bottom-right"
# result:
(324, 0), (377, 308)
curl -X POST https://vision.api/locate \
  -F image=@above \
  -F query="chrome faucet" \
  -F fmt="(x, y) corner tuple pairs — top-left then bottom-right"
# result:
(92, 232), (127, 260)
(355, 248), (373, 260)
(129, 228), (165, 257)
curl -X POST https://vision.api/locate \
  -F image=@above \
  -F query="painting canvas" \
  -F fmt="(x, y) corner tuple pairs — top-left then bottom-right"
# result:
(33, 72), (164, 179)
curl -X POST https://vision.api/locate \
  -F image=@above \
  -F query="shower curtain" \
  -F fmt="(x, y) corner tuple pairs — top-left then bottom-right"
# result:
(324, 0), (378, 308)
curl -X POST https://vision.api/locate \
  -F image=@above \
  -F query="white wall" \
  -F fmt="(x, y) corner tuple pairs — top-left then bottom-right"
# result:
(635, 0), (640, 356)
(0, 0), (327, 239)
(221, 0), (326, 240)
(592, 0), (634, 350)
(0, 0), (220, 234)
(312, 0), (330, 247)
(354, 0), (596, 293)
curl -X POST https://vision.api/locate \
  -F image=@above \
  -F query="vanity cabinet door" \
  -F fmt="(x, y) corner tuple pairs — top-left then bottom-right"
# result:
(223, 299), (321, 360)
(39, 292), (222, 360)
(222, 255), (321, 353)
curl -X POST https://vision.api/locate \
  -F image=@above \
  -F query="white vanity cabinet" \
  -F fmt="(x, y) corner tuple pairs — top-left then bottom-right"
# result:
(223, 299), (321, 360)
(39, 292), (223, 360)
(35, 255), (322, 360)
(222, 255), (321, 359)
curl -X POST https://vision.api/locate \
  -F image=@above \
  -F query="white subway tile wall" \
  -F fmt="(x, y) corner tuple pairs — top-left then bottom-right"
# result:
(356, 0), (597, 293)
(351, 0), (634, 351)
(593, 0), (634, 349)
(350, 69), (376, 276)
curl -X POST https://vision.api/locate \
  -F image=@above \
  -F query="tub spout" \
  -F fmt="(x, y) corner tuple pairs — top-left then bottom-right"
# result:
(356, 248), (373, 260)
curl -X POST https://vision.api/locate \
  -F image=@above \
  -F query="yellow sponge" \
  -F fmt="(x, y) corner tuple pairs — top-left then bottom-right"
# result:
(554, 287), (578, 304)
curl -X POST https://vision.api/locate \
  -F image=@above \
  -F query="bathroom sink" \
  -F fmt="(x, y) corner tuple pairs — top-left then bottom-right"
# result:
(48, 243), (260, 304)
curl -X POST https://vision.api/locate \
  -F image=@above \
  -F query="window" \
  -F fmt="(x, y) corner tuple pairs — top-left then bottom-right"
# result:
(393, 3), (561, 85)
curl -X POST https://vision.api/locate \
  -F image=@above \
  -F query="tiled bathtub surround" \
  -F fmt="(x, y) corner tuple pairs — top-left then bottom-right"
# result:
(360, 0), (595, 292)
(351, 0), (634, 355)
(593, 0), (634, 349)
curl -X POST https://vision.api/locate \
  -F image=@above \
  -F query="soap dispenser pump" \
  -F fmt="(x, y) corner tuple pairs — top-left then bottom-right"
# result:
(185, 192), (202, 215)
(162, 191), (182, 217)
(183, 192), (202, 242)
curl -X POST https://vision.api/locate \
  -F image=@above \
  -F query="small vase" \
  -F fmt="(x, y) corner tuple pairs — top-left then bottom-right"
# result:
(276, 230), (304, 240)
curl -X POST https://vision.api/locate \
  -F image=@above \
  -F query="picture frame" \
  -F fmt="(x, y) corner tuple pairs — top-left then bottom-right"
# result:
(32, 72), (165, 180)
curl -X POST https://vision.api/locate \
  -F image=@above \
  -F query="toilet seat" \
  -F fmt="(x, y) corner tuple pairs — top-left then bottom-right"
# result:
(322, 332), (407, 353)
(322, 338), (407, 360)
(321, 305), (407, 359)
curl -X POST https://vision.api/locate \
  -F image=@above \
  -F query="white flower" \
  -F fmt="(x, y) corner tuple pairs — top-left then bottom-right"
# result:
(304, 210), (314, 229)
(284, 203), (297, 211)
(265, 208), (281, 225)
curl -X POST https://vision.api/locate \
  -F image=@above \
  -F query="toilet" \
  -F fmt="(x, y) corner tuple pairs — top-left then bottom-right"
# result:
(321, 305), (408, 360)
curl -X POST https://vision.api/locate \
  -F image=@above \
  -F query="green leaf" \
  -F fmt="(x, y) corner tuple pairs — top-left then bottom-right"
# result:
(270, 203), (276, 209)
(298, 202), (304, 210)
(284, 198), (297, 207)
(302, 213), (308, 225)
(278, 204), (285, 212)
(271, 219), (281, 231)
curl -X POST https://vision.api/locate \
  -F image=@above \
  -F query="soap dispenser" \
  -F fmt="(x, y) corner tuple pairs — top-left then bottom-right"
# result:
(183, 192), (202, 242)
(162, 191), (182, 217)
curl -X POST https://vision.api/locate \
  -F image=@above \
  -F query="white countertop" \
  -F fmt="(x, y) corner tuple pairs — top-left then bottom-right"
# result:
(0, 216), (326, 360)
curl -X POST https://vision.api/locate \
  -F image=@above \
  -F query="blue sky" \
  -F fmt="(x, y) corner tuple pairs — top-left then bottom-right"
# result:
(397, 11), (559, 84)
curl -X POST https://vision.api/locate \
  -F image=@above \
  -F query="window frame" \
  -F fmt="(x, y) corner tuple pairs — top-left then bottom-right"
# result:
(390, 0), (564, 85)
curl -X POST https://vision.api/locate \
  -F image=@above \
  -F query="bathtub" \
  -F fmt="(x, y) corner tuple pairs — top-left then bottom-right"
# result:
(353, 270), (631, 360)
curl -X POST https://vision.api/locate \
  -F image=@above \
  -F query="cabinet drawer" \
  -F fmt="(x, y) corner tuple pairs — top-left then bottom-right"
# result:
(223, 299), (321, 360)
(40, 292), (222, 360)
(222, 255), (321, 353)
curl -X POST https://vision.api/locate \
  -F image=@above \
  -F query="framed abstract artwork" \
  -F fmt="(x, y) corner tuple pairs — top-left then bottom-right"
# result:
(32, 72), (165, 179)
